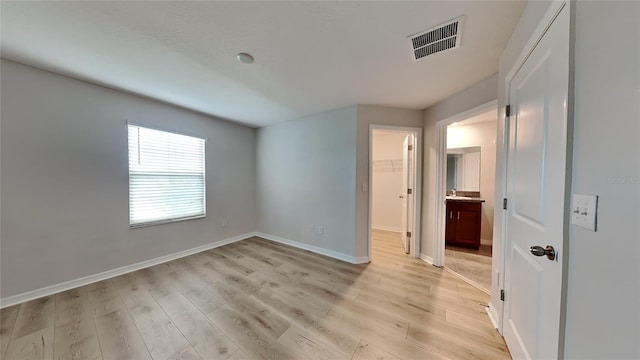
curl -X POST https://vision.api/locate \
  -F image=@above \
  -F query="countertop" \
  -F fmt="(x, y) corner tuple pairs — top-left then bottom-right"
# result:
(445, 196), (486, 203)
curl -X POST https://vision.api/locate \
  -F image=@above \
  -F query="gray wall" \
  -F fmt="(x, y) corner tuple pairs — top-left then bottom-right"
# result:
(255, 106), (358, 257)
(421, 74), (498, 260)
(564, 1), (639, 358)
(493, 1), (640, 358)
(356, 105), (424, 258)
(1, 60), (257, 299)
(255, 104), (423, 261)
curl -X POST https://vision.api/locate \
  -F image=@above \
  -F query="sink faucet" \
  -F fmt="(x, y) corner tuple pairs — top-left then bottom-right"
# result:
(451, 188), (456, 197)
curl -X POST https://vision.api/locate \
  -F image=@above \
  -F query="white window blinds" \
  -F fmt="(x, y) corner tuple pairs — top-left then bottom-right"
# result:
(128, 124), (206, 227)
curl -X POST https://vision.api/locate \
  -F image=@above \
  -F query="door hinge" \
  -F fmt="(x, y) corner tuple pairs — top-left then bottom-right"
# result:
(406, 231), (412, 238)
(505, 105), (511, 117)
(408, 144), (413, 151)
(503, 198), (508, 210)
(407, 188), (412, 195)
(500, 289), (505, 301)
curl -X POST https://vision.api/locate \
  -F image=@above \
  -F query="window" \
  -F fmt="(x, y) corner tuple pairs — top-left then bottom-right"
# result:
(128, 124), (206, 227)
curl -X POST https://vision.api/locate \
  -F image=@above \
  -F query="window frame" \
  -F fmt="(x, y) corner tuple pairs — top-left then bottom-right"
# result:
(127, 123), (207, 228)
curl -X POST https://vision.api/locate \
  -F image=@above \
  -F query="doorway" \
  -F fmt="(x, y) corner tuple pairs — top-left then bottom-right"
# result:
(368, 126), (422, 261)
(445, 109), (497, 293)
(433, 101), (497, 293)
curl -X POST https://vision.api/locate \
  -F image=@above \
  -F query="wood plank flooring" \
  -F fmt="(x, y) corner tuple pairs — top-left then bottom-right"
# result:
(0, 230), (510, 360)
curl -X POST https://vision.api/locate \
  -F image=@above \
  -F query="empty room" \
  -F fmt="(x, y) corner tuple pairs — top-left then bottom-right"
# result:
(1, 1), (638, 360)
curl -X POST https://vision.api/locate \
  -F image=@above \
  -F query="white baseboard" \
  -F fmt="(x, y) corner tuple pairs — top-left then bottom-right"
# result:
(481, 239), (493, 246)
(254, 232), (370, 264)
(371, 225), (401, 233)
(0, 232), (254, 309)
(487, 302), (501, 332)
(419, 253), (434, 265)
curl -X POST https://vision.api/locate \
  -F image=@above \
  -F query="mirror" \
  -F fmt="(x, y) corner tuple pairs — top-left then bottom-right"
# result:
(447, 146), (480, 192)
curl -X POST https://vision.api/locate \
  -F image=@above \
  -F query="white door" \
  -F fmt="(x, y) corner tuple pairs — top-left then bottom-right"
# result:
(503, 4), (570, 359)
(401, 134), (416, 254)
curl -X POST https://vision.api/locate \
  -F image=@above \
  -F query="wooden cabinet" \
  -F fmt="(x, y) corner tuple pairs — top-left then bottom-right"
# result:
(445, 200), (483, 249)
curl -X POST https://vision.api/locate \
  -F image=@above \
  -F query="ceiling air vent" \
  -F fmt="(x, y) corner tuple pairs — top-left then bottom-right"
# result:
(409, 16), (464, 61)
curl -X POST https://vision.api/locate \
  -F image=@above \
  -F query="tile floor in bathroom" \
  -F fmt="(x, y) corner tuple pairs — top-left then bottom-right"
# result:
(445, 245), (493, 293)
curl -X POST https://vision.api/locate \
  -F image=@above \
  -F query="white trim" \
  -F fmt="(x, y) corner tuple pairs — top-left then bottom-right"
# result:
(255, 232), (370, 264)
(494, 106), (510, 335)
(498, 1), (570, 353)
(368, 127), (373, 262)
(126, 119), (209, 142)
(0, 232), (254, 308)
(495, 0), (568, 338)
(487, 303), (501, 330)
(504, 1), (567, 84)
(433, 99), (498, 267)
(372, 225), (402, 233)
(129, 214), (206, 229)
(480, 239), (493, 246)
(434, 122), (447, 267)
(368, 125), (423, 261)
(419, 253), (434, 265)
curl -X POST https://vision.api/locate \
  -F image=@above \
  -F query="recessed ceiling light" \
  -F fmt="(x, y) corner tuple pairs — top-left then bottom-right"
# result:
(237, 53), (254, 64)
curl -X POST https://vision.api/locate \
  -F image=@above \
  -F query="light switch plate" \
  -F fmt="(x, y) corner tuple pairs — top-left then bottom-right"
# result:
(571, 194), (598, 231)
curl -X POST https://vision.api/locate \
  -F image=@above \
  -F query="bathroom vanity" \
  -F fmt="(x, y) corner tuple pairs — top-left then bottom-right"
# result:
(445, 197), (485, 249)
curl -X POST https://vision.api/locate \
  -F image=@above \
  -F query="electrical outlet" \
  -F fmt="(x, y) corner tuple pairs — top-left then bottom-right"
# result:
(221, 219), (228, 228)
(571, 194), (598, 231)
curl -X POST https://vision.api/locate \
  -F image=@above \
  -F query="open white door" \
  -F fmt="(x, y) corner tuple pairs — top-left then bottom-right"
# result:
(401, 134), (416, 254)
(503, 4), (570, 359)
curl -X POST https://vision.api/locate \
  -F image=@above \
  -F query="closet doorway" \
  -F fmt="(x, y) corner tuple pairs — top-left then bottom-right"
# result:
(368, 126), (421, 261)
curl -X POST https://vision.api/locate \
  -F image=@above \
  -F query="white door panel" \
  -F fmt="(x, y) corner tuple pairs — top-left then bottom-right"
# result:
(511, 52), (550, 225)
(503, 4), (570, 360)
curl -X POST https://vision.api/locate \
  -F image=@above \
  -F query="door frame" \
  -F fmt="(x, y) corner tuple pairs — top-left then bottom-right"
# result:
(368, 125), (423, 260)
(432, 100), (497, 268)
(494, 0), (571, 343)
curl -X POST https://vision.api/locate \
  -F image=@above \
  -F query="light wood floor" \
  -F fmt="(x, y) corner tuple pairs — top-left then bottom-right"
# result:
(0, 230), (510, 360)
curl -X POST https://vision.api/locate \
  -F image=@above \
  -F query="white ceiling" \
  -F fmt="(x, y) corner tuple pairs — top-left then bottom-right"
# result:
(1, 1), (525, 127)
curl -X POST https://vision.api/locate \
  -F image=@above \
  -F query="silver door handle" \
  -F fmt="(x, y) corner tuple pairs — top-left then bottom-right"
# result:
(457, 212), (460, 220)
(530, 245), (556, 261)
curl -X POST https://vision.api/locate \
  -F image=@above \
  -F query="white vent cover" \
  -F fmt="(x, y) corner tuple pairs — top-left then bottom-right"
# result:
(409, 16), (464, 61)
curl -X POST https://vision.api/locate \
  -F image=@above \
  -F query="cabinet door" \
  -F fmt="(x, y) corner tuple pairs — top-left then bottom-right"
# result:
(455, 208), (481, 247)
(445, 202), (457, 242)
